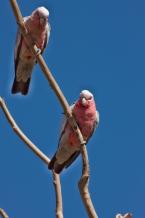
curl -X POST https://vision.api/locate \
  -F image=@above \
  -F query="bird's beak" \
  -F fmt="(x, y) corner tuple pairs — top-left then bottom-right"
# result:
(40, 17), (46, 25)
(81, 97), (87, 106)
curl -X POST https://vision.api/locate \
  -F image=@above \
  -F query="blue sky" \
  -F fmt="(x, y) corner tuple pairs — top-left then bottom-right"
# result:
(0, 0), (145, 217)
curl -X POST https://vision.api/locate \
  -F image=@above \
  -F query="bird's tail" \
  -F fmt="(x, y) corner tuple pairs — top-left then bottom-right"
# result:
(11, 77), (31, 95)
(48, 154), (65, 174)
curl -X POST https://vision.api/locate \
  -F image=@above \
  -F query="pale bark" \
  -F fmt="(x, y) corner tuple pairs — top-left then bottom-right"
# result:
(0, 209), (9, 218)
(52, 172), (63, 218)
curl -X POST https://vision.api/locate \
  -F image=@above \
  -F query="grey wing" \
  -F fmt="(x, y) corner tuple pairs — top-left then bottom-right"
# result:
(54, 104), (75, 149)
(41, 22), (51, 55)
(14, 28), (21, 61)
(57, 114), (67, 146)
(14, 16), (30, 71)
(14, 28), (22, 72)
(65, 151), (80, 168)
(48, 108), (68, 172)
(49, 104), (87, 173)
(46, 23), (51, 44)
(92, 110), (100, 133)
(57, 104), (81, 168)
(12, 16), (34, 95)
(58, 104), (75, 146)
(62, 103), (84, 169)
(95, 110), (100, 128)
(86, 110), (100, 143)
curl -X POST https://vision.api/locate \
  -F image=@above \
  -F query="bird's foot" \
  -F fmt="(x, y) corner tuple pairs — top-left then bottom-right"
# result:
(35, 48), (41, 56)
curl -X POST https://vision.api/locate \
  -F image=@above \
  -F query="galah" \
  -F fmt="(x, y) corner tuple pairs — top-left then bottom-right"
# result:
(11, 6), (50, 95)
(48, 90), (99, 174)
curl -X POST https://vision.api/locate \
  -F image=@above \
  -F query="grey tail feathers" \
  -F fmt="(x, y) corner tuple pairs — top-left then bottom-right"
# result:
(11, 77), (31, 95)
(48, 151), (80, 174)
(48, 154), (65, 174)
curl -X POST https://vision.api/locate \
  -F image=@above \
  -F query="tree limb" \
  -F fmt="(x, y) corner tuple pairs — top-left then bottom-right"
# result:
(9, 0), (98, 217)
(52, 172), (63, 218)
(78, 145), (98, 218)
(0, 97), (63, 218)
(0, 97), (50, 165)
(0, 209), (9, 218)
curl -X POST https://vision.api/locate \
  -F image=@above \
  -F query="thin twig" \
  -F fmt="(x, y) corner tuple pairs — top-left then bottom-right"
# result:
(78, 146), (98, 218)
(0, 208), (9, 218)
(0, 97), (63, 218)
(0, 97), (50, 165)
(9, 1), (98, 217)
(52, 172), (63, 218)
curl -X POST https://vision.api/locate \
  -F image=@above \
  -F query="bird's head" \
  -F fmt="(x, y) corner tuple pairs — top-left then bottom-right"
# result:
(32, 7), (49, 26)
(79, 90), (94, 107)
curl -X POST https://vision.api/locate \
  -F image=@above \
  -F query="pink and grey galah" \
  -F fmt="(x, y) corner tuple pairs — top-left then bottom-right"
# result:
(11, 7), (50, 95)
(48, 90), (99, 174)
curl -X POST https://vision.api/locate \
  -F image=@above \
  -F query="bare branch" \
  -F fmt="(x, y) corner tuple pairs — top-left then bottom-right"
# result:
(0, 97), (63, 218)
(0, 209), (9, 218)
(78, 145), (98, 218)
(0, 97), (50, 165)
(9, 1), (98, 217)
(52, 172), (63, 218)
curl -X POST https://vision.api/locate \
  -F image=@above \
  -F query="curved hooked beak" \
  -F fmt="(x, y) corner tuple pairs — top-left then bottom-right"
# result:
(81, 97), (87, 106)
(40, 17), (47, 25)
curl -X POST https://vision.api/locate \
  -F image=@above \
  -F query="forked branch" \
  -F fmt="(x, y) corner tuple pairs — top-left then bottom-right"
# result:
(0, 97), (63, 218)
(0, 97), (50, 164)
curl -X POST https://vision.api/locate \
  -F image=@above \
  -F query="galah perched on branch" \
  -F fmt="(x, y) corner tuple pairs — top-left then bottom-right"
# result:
(11, 6), (51, 95)
(49, 90), (99, 174)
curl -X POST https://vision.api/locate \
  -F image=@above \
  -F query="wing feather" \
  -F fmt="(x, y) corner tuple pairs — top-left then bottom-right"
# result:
(41, 23), (51, 55)
(14, 16), (29, 74)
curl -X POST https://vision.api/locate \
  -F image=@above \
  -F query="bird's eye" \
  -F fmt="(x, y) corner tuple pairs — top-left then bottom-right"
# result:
(81, 96), (92, 100)
(88, 96), (92, 100)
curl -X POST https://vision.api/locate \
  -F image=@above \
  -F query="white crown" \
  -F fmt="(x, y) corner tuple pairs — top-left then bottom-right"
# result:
(37, 7), (49, 17)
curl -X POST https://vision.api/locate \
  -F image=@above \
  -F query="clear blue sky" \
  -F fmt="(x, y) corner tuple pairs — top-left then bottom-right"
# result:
(0, 0), (145, 217)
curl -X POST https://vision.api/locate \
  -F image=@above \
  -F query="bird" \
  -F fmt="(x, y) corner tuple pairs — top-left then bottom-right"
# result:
(11, 6), (51, 95)
(48, 90), (99, 174)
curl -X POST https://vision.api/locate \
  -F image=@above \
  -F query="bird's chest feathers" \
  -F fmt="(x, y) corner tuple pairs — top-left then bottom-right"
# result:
(26, 22), (46, 50)
(31, 31), (45, 50)
(22, 34), (45, 59)
(74, 109), (95, 139)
